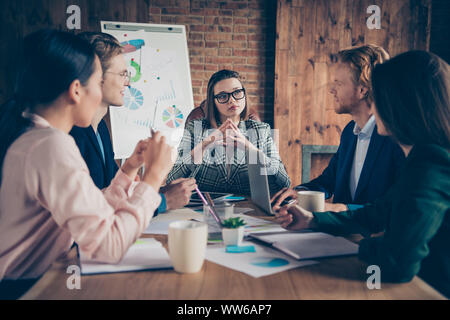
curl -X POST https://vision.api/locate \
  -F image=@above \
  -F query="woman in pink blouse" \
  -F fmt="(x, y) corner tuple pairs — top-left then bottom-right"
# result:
(0, 30), (174, 298)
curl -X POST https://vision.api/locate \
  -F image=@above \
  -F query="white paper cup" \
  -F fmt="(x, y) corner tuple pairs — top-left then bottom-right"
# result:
(297, 191), (325, 212)
(168, 220), (208, 273)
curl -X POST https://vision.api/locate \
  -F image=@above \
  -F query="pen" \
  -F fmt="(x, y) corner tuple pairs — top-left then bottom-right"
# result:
(205, 192), (224, 226)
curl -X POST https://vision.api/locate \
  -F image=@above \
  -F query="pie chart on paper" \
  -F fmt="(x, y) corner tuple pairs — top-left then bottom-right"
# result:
(124, 87), (144, 110)
(162, 105), (184, 128)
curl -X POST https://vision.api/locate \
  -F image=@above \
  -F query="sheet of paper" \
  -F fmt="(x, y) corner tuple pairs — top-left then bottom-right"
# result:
(201, 213), (287, 234)
(233, 207), (255, 215)
(80, 238), (172, 275)
(239, 214), (286, 234)
(144, 209), (284, 235)
(189, 206), (254, 215)
(105, 26), (194, 159)
(143, 208), (203, 235)
(205, 241), (317, 278)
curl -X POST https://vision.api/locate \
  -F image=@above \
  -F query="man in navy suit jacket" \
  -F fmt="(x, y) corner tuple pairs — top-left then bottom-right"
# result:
(272, 44), (405, 212)
(296, 119), (404, 210)
(70, 120), (117, 190)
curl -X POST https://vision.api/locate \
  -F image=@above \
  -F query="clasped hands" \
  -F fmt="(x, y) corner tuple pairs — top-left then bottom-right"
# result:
(203, 118), (258, 152)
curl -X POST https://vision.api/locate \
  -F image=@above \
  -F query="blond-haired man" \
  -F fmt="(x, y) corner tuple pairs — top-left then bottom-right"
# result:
(272, 44), (405, 211)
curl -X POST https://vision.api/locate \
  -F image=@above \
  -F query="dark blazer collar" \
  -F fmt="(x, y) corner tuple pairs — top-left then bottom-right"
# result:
(353, 125), (385, 200)
(337, 130), (357, 201)
(84, 125), (106, 170)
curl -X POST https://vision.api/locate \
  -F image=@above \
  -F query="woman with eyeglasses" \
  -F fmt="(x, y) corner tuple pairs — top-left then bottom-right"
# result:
(167, 69), (290, 195)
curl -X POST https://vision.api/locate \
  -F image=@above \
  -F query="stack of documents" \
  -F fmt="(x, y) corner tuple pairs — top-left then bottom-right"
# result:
(80, 238), (172, 275)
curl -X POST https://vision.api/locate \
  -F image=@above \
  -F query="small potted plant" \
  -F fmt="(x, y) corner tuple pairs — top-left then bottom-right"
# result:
(221, 217), (246, 246)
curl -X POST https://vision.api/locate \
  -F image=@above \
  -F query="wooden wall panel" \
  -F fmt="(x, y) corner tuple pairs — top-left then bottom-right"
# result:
(311, 153), (334, 181)
(274, 0), (432, 186)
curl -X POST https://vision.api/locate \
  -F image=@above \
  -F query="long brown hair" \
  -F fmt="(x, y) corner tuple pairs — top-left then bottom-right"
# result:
(372, 51), (450, 149)
(205, 69), (249, 128)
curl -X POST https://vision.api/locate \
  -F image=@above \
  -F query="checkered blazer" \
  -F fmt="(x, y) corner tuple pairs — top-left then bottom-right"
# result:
(167, 119), (291, 196)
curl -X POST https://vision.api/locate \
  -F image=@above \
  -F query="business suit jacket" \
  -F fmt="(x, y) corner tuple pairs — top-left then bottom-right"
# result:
(297, 120), (405, 205)
(167, 119), (291, 195)
(69, 120), (118, 190)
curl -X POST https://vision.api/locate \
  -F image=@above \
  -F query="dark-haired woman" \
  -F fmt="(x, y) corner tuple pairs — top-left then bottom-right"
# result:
(0, 30), (174, 298)
(275, 51), (450, 298)
(167, 69), (290, 195)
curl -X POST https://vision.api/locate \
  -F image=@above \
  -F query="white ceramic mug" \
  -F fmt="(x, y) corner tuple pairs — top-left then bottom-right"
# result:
(297, 191), (325, 212)
(168, 220), (208, 273)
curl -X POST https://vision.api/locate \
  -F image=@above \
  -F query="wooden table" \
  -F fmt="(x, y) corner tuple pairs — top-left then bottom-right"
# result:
(21, 202), (445, 300)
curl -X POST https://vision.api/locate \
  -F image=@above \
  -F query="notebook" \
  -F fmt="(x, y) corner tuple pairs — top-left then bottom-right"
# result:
(248, 231), (359, 260)
(80, 238), (172, 275)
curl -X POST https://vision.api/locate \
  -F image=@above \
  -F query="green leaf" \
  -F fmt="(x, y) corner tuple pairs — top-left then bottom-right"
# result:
(222, 217), (246, 228)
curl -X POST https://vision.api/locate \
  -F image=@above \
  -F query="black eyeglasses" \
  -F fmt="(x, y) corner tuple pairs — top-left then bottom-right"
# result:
(214, 88), (245, 104)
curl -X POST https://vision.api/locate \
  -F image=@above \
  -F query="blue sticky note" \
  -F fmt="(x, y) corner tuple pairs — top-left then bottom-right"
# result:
(226, 245), (256, 253)
(225, 196), (246, 201)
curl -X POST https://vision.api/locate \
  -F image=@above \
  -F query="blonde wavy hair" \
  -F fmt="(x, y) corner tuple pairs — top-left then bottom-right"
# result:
(336, 44), (390, 104)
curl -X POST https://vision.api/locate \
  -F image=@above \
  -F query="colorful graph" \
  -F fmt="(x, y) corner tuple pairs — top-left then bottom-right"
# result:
(124, 87), (144, 110)
(120, 39), (145, 53)
(162, 105), (184, 128)
(129, 60), (141, 83)
(250, 257), (289, 268)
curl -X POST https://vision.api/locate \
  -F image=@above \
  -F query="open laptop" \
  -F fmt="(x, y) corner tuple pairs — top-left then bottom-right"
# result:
(248, 162), (294, 215)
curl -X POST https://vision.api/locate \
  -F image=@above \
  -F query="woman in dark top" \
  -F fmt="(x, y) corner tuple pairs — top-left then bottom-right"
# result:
(275, 51), (450, 298)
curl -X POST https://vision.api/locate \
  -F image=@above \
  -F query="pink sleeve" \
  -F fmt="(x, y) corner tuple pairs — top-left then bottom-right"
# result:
(27, 133), (161, 264)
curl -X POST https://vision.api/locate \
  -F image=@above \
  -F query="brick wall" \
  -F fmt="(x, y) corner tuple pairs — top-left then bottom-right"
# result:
(148, 0), (277, 124)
